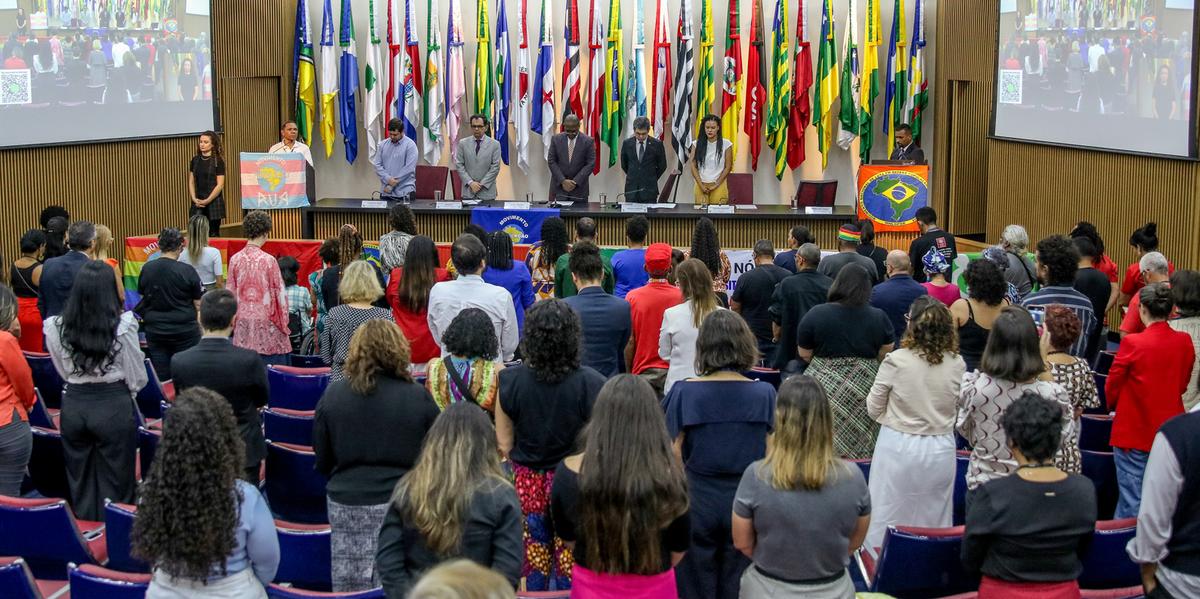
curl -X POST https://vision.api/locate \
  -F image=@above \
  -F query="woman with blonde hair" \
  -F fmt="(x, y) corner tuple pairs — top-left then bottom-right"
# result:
(865, 296), (965, 550)
(376, 403), (523, 598)
(93, 224), (126, 303)
(732, 376), (870, 599)
(315, 319), (439, 592)
(181, 213), (224, 290)
(320, 260), (395, 381)
(659, 258), (723, 394)
(407, 560), (516, 599)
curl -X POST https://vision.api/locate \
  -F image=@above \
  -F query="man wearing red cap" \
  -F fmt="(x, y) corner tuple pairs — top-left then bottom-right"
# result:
(625, 243), (683, 396)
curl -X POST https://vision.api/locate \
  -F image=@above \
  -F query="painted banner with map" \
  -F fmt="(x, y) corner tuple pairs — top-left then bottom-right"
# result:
(856, 164), (930, 233)
(239, 152), (311, 209)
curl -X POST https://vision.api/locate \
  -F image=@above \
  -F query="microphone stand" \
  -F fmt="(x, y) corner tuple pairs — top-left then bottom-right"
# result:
(550, 193), (584, 208)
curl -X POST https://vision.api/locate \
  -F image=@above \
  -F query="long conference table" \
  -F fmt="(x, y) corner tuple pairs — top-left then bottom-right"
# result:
(300, 198), (895, 250)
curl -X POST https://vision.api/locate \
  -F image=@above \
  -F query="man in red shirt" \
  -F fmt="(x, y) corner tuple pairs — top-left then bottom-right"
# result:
(624, 243), (682, 397)
(1120, 252), (1171, 337)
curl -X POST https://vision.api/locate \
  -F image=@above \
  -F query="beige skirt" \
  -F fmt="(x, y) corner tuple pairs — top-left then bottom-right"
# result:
(146, 567), (267, 599)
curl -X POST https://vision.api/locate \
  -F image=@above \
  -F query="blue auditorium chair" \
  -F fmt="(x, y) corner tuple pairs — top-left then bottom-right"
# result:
(0, 496), (107, 580)
(263, 408), (315, 447)
(863, 525), (977, 598)
(267, 584), (384, 598)
(0, 556), (68, 599)
(104, 502), (147, 573)
(28, 426), (69, 500)
(68, 562), (151, 598)
(264, 441), (329, 524)
(135, 358), (174, 421)
(1079, 415), (1114, 452)
(24, 352), (63, 410)
(267, 365), (332, 411)
(274, 520), (332, 591)
(1079, 518), (1141, 590)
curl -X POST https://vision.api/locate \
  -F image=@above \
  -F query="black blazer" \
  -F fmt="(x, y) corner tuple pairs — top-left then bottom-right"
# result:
(890, 143), (926, 164)
(547, 132), (596, 202)
(171, 337), (270, 468)
(620, 136), (667, 203)
(38, 251), (90, 319)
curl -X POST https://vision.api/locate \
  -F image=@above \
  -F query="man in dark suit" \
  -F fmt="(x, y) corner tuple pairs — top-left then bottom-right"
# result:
(38, 220), (96, 319)
(890, 123), (926, 163)
(547, 113), (596, 202)
(170, 289), (270, 483)
(768, 243), (833, 372)
(620, 116), (668, 203)
(562, 242), (631, 377)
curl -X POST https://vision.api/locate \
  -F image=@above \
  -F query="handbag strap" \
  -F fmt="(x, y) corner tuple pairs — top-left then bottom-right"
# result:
(443, 357), (476, 405)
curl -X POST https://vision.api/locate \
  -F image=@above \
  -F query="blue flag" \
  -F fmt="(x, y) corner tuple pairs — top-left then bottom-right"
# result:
(338, 0), (360, 164)
(495, 0), (512, 164)
(531, 0), (555, 156)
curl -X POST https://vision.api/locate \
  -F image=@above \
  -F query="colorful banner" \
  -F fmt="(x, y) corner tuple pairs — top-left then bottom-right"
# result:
(856, 163), (929, 232)
(238, 152), (311, 210)
(469, 207), (561, 245)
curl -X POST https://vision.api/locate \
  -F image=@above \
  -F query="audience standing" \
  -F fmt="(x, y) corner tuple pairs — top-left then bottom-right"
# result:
(1073, 236), (1115, 358)
(951, 259), (1010, 372)
(1070, 221), (1120, 289)
(981, 246), (1023, 305)
(11, 229), (45, 352)
(171, 290), (270, 483)
(663, 310), (775, 599)
(732, 376), (869, 598)
(818, 224), (880, 284)
(320, 261), (395, 381)
(551, 375), (690, 597)
(1121, 222), (1173, 306)
(425, 308), (500, 412)
(42, 215), (69, 261)
(563, 243), (631, 377)
(866, 297), (964, 549)
(731, 240), (791, 360)
(773, 225), (815, 274)
(1120, 251), (1171, 337)
(321, 225), (387, 310)
(659, 259), (724, 393)
(481, 231), (535, 334)
(555, 218), (614, 298)
(1022, 235), (1097, 359)
(180, 213), (224, 291)
(496, 300), (606, 591)
(768, 243), (832, 372)
(908, 207), (957, 284)
(309, 237), (340, 336)
(378, 204), (417, 271)
(1044, 306), (1099, 475)
(0, 285), (34, 496)
(920, 247), (960, 305)
(525, 216), (570, 300)
(386, 236), (450, 369)
(856, 220), (889, 282)
(624, 243), (681, 396)
(315, 320), (439, 592)
(133, 388), (279, 598)
(278, 256), (313, 348)
(1107, 283), (1194, 519)
(225, 211), (291, 365)
(962, 393), (1097, 598)
(999, 224), (1039, 299)
(136, 227), (203, 380)
(799, 266), (895, 459)
(428, 234), (519, 362)
(376, 404), (522, 597)
(1170, 270), (1200, 410)
(43, 261), (146, 520)
(685, 217), (733, 304)
(870, 249), (929, 340)
(611, 215), (650, 298)
(38, 219), (96, 320)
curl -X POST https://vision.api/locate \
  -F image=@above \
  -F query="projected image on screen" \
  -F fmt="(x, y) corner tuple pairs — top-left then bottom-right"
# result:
(993, 0), (1196, 158)
(0, 0), (215, 149)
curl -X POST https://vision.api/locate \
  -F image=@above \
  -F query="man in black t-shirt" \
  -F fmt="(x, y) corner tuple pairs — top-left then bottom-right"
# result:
(908, 207), (957, 283)
(138, 228), (204, 380)
(732, 240), (791, 360)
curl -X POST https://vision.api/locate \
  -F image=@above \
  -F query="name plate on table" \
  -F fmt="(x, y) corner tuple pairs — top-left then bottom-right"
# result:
(805, 206), (834, 215)
(361, 200), (389, 209)
(650, 203), (677, 209)
(504, 201), (533, 210)
(435, 201), (464, 210)
(706, 205), (736, 214)
(620, 203), (649, 213)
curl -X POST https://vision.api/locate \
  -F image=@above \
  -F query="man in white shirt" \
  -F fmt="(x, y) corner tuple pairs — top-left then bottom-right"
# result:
(1088, 37), (1107, 72)
(427, 233), (519, 362)
(267, 121), (315, 167)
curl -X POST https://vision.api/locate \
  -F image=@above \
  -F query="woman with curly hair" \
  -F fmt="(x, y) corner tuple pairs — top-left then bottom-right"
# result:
(320, 260), (395, 381)
(525, 217), (570, 300)
(482, 232), (535, 334)
(379, 204), (418, 271)
(551, 375), (691, 597)
(865, 296), (965, 550)
(44, 261), (147, 520)
(426, 308), (500, 412)
(659, 259), (724, 394)
(315, 319), (439, 592)
(684, 217), (732, 304)
(496, 299), (606, 591)
(134, 388), (279, 597)
(386, 236), (451, 369)
(951, 258), (1011, 372)
(1043, 305), (1098, 475)
(226, 211), (292, 365)
(377, 403), (523, 598)
(320, 224), (387, 310)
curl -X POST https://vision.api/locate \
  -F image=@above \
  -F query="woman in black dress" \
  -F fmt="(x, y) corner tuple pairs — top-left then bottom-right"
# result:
(187, 131), (225, 236)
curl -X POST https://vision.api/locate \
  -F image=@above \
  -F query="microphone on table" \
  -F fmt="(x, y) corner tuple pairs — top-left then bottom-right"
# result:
(550, 193), (585, 208)
(611, 189), (646, 208)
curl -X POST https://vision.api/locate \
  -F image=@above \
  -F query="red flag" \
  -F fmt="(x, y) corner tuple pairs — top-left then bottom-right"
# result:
(743, 0), (765, 170)
(787, 0), (812, 170)
(650, 0), (672, 140)
(562, 0), (584, 121)
(586, 0), (605, 174)
(385, 0), (401, 126)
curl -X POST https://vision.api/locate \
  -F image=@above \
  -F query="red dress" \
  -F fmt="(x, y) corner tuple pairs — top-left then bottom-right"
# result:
(387, 267), (451, 367)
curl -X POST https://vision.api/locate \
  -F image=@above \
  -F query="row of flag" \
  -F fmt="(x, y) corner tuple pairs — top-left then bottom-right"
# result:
(292, 0), (928, 178)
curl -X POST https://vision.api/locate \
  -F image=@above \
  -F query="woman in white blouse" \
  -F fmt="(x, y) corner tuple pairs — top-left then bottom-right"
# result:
(181, 214), (224, 290)
(689, 115), (733, 206)
(660, 259), (724, 394)
(865, 297), (966, 551)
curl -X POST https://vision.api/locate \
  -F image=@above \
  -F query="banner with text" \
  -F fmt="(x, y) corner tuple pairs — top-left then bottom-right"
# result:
(469, 207), (562, 245)
(239, 152), (311, 210)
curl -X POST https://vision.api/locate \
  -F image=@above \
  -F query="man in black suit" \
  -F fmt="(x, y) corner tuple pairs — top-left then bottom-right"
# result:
(38, 220), (96, 319)
(547, 113), (596, 202)
(620, 116), (668, 203)
(890, 123), (926, 163)
(170, 289), (270, 483)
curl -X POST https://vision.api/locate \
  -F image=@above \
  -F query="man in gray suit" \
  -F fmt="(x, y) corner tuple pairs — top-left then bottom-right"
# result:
(547, 113), (595, 203)
(454, 114), (502, 200)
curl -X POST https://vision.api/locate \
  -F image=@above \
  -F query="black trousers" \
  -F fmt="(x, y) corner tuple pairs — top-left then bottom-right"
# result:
(60, 382), (138, 521)
(677, 472), (749, 599)
(145, 330), (201, 381)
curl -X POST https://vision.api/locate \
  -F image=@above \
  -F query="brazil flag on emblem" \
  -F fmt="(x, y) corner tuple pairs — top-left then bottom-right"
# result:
(856, 164), (930, 232)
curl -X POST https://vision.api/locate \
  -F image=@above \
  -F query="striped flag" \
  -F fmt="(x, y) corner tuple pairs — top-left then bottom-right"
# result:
(531, 0), (556, 159)
(601, 0), (623, 166)
(446, 0), (466, 159)
(385, 0), (402, 131)
(812, 0), (838, 169)
(719, 0), (742, 160)
(859, 0), (881, 163)
(337, 0), (359, 164)
(562, 0), (584, 119)
(364, 0), (385, 160)
(422, 0), (444, 164)
(474, 0), (493, 116)
(515, 0), (532, 172)
(694, 0), (715, 133)
(743, 0), (766, 170)
(765, 0), (790, 179)
(786, 0), (810, 170)
(650, 0), (671, 139)
(625, 0), (648, 133)
(402, 0), (423, 143)
(883, 0), (908, 154)
(586, 0), (605, 174)
(293, 0), (317, 145)
(318, 0), (338, 158)
(495, 0), (512, 164)
(905, 0), (927, 144)
(836, 0), (860, 151)
(671, 0), (695, 171)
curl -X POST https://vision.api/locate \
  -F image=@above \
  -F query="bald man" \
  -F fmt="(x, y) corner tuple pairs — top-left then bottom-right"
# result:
(870, 249), (930, 339)
(547, 113), (596, 202)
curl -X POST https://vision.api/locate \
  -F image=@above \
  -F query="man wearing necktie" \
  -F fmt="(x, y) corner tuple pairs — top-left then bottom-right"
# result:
(546, 113), (596, 203)
(620, 116), (668, 203)
(454, 114), (503, 200)
(889, 123), (927, 164)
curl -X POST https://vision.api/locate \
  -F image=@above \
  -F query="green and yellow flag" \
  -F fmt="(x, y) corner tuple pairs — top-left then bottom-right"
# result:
(602, 0), (624, 165)
(473, 0), (494, 115)
(813, 0), (838, 169)
(859, 0), (881, 163)
(766, 0), (790, 180)
(294, 0), (317, 144)
(695, 0), (715, 134)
